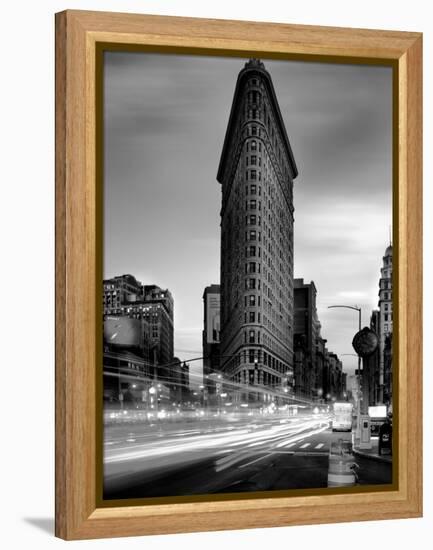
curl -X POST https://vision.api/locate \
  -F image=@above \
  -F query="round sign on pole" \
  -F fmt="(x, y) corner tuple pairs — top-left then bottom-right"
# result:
(352, 327), (379, 357)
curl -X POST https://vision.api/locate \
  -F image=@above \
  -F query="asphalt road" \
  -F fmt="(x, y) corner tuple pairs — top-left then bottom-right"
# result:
(103, 412), (392, 499)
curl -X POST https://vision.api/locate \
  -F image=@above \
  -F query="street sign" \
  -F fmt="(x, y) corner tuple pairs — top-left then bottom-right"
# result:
(352, 327), (379, 357)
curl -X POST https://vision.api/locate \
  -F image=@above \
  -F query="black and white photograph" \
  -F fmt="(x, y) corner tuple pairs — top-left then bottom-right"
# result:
(102, 52), (394, 500)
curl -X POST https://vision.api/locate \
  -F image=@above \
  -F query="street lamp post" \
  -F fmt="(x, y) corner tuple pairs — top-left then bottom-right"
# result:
(328, 304), (362, 445)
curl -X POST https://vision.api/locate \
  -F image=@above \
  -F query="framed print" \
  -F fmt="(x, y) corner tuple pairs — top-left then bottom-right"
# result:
(55, 10), (422, 540)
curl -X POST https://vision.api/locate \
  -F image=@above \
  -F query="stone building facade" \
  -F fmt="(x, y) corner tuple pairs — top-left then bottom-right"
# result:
(378, 245), (393, 404)
(202, 284), (221, 396)
(216, 59), (298, 394)
(293, 278), (322, 398)
(103, 275), (174, 370)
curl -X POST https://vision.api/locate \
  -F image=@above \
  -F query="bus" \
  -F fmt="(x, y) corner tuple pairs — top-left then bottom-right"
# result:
(331, 402), (353, 432)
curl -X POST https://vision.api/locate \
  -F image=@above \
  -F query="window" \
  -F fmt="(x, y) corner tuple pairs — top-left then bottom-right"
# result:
(251, 170), (257, 180)
(248, 230), (257, 241)
(248, 278), (256, 289)
(249, 199), (257, 210)
(249, 330), (255, 343)
(247, 214), (257, 225)
(247, 262), (256, 273)
(250, 185), (257, 195)
(251, 140), (257, 151)
(249, 311), (255, 322)
(249, 295), (256, 306)
(251, 126), (257, 136)
(250, 155), (257, 165)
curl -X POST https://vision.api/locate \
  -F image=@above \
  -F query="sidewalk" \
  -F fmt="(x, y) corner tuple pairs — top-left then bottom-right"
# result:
(353, 437), (392, 464)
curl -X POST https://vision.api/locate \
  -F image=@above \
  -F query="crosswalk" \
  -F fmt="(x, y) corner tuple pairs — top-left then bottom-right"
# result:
(214, 439), (331, 472)
(293, 442), (326, 451)
(276, 440), (328, 451)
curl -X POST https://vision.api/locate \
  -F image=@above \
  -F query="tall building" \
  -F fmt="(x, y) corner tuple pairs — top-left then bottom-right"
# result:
(378, 245), (393, 404)
(362, 244), (393, 409)
(321, 348), (344, 402)
(103, 274), (142, 314)
(383, 333), (393, 409)
(216, 59), (298, 392)
(142, 285), (174, 368)
(315, 336), (327, 401)
(103, 275), (174, 372)
(293, 278), (322, 398)
(202, 285), (221, 395)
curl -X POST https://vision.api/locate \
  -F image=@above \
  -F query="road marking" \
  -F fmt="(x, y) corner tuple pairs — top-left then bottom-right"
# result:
(315, 443), (325, 449)
(126, 438), (136, 442)
(276, 437), (304, 448)
(300, 443), (310, 449)
(239, 453), (272, 469)
(215, 453), (252, 472)
(283, 442), (296, 449)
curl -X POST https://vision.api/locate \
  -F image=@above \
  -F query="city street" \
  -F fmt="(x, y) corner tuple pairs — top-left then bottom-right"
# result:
(103, 411), (392, 499)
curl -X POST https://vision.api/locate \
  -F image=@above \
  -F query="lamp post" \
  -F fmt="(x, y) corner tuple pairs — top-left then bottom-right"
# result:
(328, 305), (362, 444)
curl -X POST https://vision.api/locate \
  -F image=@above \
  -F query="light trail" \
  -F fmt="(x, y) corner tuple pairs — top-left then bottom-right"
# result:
(104, 414), (331, 474)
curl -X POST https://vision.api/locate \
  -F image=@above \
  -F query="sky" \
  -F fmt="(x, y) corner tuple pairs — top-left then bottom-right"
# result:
(103, 51), (392, 383)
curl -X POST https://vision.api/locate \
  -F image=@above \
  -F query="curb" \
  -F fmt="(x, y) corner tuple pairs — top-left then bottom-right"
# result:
(353, 448), (392, 464)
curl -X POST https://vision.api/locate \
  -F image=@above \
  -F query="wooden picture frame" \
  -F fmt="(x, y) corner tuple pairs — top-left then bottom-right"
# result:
(55, 9), (422, 540)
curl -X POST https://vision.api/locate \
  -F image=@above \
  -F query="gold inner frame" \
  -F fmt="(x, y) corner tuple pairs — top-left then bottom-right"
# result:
(95, 42), (399, 509)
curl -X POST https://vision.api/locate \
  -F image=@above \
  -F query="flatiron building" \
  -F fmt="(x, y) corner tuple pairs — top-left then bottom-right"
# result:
(217, 59), (298, 393)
